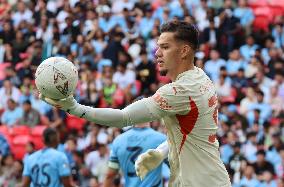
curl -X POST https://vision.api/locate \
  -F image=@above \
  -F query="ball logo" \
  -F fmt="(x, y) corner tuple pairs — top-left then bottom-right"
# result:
(56, 81), (69, 96)
(53, 67), (69, 96)
(53, 67), (67, 84)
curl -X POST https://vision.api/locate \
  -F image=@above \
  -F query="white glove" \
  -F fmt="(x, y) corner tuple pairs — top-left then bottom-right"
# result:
(39, 94), (77, 111)
(135, 149), (164, 180)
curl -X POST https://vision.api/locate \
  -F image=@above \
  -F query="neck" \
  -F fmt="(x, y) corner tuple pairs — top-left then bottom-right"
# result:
(170, 58), (195, 81)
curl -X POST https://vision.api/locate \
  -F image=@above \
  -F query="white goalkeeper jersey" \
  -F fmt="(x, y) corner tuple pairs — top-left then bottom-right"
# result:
(145, 67), (231, 187)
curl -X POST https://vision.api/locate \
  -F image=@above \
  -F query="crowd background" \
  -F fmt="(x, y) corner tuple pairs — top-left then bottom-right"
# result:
(0, 0), (284, 186)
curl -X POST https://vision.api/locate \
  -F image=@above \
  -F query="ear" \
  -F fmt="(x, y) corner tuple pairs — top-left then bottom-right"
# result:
(180, 45), (191, 59)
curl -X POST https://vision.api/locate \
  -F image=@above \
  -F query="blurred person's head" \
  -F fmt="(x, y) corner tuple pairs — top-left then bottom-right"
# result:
(232, 141), (241, 154)
(7, 99), (17, 110)
(246, 35), (255, 46)
(140, 50), (148, 64)
(89, 177), (99, 187)
(247, 131), (257, 144)
(246, 87), (255, 99)
(229, 49), (241, 61)
(209, 49), (220, 61)
(262, 171), (274, 182)
(268, 47), (278, 59)
(23, 100), (32, 112)
(98, 143), (108, 157)
(76, 34), (84, 45)
(255, 90), (264, 103)
(244, 164), (255, 179)
(65, 138), (77, 152)
(38, 0), (47, 9)
(117, 62), (127, 73)
(264, 37), (274, 48)
(3, 21), (12, 32)
(237, 68), (245, 78)
(13, 160), (23, 175)
(274, 71), (284, 84)
(43, 127), (59, 148)
(1, 154), (14, 167)
(219, 66), (228, 77)
(15, 30), (24, 41)
(238, 0), (247, 7)
(256, 150), (266, 164)
(25, 141), (35, 154)
(255, 67), (265, 81)
(270, 85), (279, 97)
(3, 79), (12, 89)
(73, 151), (84, 164)
(17, 1), (27, 13)
(271, 132), (283, 148)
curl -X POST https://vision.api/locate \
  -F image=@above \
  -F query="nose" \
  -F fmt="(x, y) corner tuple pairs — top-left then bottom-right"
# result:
(155, 47), (162, 58)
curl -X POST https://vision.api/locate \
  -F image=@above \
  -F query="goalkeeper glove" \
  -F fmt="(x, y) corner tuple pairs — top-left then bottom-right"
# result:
(135, 149), (164, 180)
(39, 94), (77, 111)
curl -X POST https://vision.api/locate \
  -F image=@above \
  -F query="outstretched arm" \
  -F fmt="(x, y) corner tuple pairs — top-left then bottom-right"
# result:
(40, 95), (164, 128)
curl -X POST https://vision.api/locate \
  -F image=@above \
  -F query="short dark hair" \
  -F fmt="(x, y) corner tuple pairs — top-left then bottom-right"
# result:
(160, 20), (199, 51)
(43, 128), (58, 145)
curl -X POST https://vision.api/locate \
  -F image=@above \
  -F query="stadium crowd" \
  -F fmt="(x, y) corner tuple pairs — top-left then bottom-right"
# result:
(0, 0), (284, 186)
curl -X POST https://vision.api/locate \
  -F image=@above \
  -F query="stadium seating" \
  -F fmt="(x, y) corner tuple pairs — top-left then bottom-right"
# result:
(30, 125), (47, 149)
(66, 114), (86, 131)
(11, 134), (31, 160)
(10, 126), (30, 137)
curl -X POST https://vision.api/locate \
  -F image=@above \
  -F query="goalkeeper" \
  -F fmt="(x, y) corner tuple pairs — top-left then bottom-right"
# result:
(41, 20), (231, 187)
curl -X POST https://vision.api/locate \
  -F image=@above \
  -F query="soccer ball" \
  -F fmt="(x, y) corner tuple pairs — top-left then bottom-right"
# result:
(35, 57), (78, 100)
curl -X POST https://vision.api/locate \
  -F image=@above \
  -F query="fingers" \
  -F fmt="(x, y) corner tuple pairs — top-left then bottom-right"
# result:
(135, 162), (147, 180)
(39, 93), (62, 108)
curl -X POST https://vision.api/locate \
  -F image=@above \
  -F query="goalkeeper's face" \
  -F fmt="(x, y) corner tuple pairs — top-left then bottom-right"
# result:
(155, 32), (186, 77)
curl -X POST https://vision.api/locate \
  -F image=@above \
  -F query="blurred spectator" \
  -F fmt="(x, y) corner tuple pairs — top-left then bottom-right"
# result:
(23, 141), (35, 164)
(233, 0), (254, 36)
(228, 141), (247, 184)
(0, 79), (21, 110)
(30, 90), (52, 116)
(242, 131), (258, 162)
(204, 49), (226, 82)
(113, 61), (136, 104)
(226, 49), (246, 77)
(18, 100), (41, 127)
(12, 1), (33, 27)
(136, 50), (157, 95)
(1, 99), (22, 126)
(259, 171), (277, 187)
(85, 143), (109, 184)
(247, 90), (272, 127)
(240, 87), (256, 115)
(252, 150), (275, 178)
(238, 164), (261, 187)
(240, 35), (258, 62)
(0, 154), (15, 186)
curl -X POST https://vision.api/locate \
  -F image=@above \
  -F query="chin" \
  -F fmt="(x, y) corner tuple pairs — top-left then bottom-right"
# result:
(159, 70), (168, 76)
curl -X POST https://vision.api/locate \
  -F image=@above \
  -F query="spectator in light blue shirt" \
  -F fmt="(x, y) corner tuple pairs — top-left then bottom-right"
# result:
(240, 36), (258, 62)
(247, 90), (272, 127)
(1, 99), (23, 126)
(237, 164), (261, 187)
(233, 0), (254, 32)
(272, 24), (284, 49)
(226, 49), (247, 77)
(204, 49), (226, 82)
(139, 8), (155, 38)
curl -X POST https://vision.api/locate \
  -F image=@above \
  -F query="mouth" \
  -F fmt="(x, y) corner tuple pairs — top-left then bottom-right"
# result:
(156, 59), (164, 67)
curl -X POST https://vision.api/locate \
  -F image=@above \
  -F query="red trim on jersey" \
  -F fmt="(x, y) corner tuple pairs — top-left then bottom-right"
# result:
(176, 96), (199, 154)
